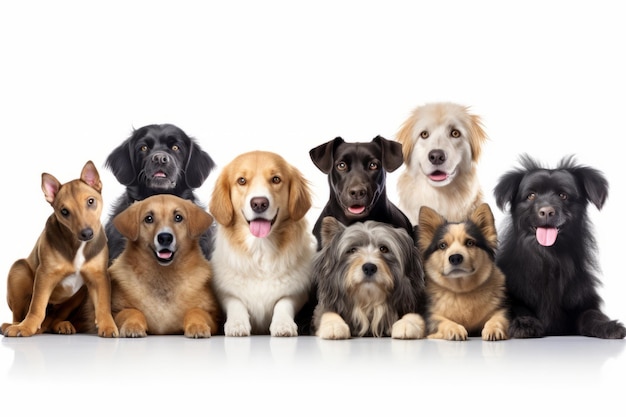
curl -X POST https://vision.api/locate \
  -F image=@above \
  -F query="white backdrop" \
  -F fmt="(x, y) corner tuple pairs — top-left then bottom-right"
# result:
(1, 1), (624, 326)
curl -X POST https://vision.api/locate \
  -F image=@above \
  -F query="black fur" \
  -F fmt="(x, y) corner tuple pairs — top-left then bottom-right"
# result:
(104, 123), (216, 262)
(494, 154), (625, 339)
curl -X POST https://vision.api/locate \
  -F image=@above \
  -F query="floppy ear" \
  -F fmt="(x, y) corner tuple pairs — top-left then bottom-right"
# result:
(105, 131), (138, 186)
(112, 201), (142, 242)
(80, 160), (102, 193)
(570, 165), (609, 211)
(373, 135), (404, 172)
(417, 206), (444, 254)
(310, 137), (344, 173)
(320, 216), (344, 249)
(184, 137), (216, 189)
(395, 112), (417, 164)
(288, 166), (312, 221)
(469, 203), (498, 248)
(209, 168), (234, 226)
(184, 200), (214, 239)
(494, 170), (525, 212)
(467, 112), (488, 162)
(41, 173), (62, 205)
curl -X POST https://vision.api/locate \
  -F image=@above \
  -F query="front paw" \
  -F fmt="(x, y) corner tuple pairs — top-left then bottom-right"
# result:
(592, 320), (626, 339)
(224, 319), (251, 337)
(52, 321), (77, 335)
(269, 318), (298, 337)
(185, 322), (212, 338)
(428, 321), (468, 341)
(317, 313), (350, 340)
(119, 321), (148, 338)
(392, 313), (426, 339)
(509, 316), (544, 338)
(2, 323), (37, 337)
(97, 317), (119, 338)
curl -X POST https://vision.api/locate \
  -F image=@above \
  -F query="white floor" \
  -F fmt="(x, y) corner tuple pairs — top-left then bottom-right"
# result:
(2, 334), (624, 415)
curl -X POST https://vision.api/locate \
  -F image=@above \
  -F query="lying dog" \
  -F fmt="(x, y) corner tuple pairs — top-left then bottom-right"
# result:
(309, 136), (413, 250)
(106, 194), (221, 337)
(209, 150), (315, 337)
(494, 154), (626, 339)
(104, 123), (216, 261)
(417, 203), (508, 341)
(396, 102), (488, 225)
(2, 161), (118, 337)
(312, 217), (426, 339)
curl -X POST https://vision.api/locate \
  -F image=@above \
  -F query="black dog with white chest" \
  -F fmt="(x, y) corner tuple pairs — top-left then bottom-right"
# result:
(494, 154), (625, 339)
(104, 123), (216, 261)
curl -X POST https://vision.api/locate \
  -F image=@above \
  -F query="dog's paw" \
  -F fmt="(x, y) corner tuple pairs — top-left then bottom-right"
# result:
(184, 322), (212, 338)
(428, 321), (468, 341)
(53, 321), (77, 335)
(482, 313), (509, 341)
(119, 322), (148, 338)
(2, 323), (37, 337)
(509, 316), (544, 338)
(392, 313), (426, 339)
(224, 319), (251, 337)
(317, 313), (351, 340)
(269, 319), (298, 337)
(97, 322), (119, 338)
(593, 320), (626, 339)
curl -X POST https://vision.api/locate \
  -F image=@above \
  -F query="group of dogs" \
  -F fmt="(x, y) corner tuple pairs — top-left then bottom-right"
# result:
(2, 102), (625, 341)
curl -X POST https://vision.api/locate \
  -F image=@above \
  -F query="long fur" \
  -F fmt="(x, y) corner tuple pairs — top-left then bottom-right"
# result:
(418, 203), (508, 341)
(494, 154), (626, 339)
(104, 123), (216, 262)
(209, 150), (315, 337)
(312, 217), (427, 339)
(396, 102), (488, 225)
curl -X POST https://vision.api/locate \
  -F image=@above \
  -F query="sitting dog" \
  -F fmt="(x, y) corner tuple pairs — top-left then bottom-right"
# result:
(395, 102), (488, 225)
(106, 194), (221, 337)
(209, 150), (315, 337)
(494, 154), (626, 339)
(2, 161), (118, 337)
(104, 123), (216, 261)
(309, 135), (413, 250)
(312, 217), (426, 339)
(417, 203), (508, 341)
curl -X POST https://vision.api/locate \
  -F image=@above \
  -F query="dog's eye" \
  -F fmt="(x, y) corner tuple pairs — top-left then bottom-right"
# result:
(559, 193), (568, 200)
(420, 131), (429, 139)
(171, 144), (179, 151)
(466, 239), (475, 247)
(87, 197), (95, 206)
(175, 214), (183, 223)
(272, 176), (281, 184)
(337, 162), (347, 171)
(379, 245), (389, 253)
(368, 162), (379, 171)
(451, 129), (461, 138)
(237, 177), (247, 185)
(144, 215), (154, 224)
(140, 145), (148, 152)
(346, 247), (357, 254)
(60, 208), (70, 218)
(438, 242), (447, 250)
(527, 193), (536, 201)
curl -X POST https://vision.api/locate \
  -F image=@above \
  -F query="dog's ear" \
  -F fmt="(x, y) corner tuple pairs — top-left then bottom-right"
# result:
(105, 131), (138, 186)
(396, 112), (417, 164)
(417, 206), (444, 254)
(320, 216), (344, 248)
(469, 203), (498, 248)
(373, 135), (404, 172)
(288, 166), (312, 221)
(112, 201), (142, 242)
(562, 157), (609, 211)
(184, 137), (216, 189)
(467, 112), (488, 162)
(310, 137), (344, 173)
(184, 201), (214, 239)
(80, 160), (103, 193)
(494, 170), (525, 212)
(209, 167), (235, 226)
(41, 173), (62, 205)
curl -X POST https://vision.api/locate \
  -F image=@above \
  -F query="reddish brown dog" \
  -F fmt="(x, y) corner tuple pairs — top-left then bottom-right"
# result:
(1, 161), (118, 337)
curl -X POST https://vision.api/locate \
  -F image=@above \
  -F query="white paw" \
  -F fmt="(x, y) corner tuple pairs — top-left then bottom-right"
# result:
(270, 318), (298, 337)
(224, 319), (251, 337)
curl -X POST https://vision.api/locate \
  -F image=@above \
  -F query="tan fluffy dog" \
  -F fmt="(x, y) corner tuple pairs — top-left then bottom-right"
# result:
(417, 203), (508, 341)
(108, 194), (221, 337)
(209, 150), (315, 337)
(2, 161), (118, 337)
(396, 102), (488, 225)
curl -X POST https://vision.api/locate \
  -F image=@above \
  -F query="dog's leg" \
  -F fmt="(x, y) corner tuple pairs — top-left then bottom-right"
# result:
(115, 308), (148, 337)
(2, 260), (34, 333)
(183, 308), (215, 338)
(482, 309), (509, 341)
(316, 312), (351, 340)
(41, 286), (89, 334)
(223, 298), (252, 337)
(82, 266), (118, 338)
(578, 309), (626, 339)
(269, 298), (299, 337)
(427, 314), (468, 341)
(391, 313), (426, 339)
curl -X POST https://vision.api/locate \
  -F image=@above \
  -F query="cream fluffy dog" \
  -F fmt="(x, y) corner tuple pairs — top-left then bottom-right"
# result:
(209, 150), (315, 337)
(396, 102), (488, 224)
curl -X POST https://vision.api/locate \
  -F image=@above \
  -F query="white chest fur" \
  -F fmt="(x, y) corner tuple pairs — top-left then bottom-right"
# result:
(48, 241), (86, 304)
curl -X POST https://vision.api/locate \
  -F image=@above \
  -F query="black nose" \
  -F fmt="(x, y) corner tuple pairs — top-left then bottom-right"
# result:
(349, 186), (367, 200)
(250, 197), (269, 213)
(449, 254), (463, 266)
(362, 263), (377, 276)
(158, 232), (173, 246)
(79, 228), (94, 241)
(151, 152), (170, 165)
(538, 205), (555, 218)
(428, 149), (446, 165)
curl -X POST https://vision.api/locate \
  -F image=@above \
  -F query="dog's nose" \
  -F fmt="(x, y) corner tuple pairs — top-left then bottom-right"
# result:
(250, 197), (269, 213)
(449, 254), (463, 266)
(538, 206), (556, 218)
(428, 149), (446, 165)
(362, 263), (377, 276)
(349, 186), (367, 200)
(151, 153), (170, 165)
(79, 228), (94, 241)
(157, 232), (174, 246)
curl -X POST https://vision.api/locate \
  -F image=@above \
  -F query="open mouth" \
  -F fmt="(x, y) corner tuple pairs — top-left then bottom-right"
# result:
(348, 205), (367, 215)
(428, 170), (452, 182)
(535, 226), (559, 247)
(153, 170), (168, 178)
(247, 211), (278, 238)
(155, 248), (175, 264)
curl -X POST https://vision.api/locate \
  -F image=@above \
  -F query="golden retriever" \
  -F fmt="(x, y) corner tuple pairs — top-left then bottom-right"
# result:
(396, 102), (488, 224)
(107, 194), (221, 337)
(209, 150), (315, 337)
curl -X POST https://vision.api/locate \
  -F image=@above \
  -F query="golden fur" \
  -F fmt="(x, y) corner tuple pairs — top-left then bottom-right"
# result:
(396, 102), (488, 224)
(417, 203), (508, 341)
(107, 194), (221, 337)
(209, 150), (315, 336)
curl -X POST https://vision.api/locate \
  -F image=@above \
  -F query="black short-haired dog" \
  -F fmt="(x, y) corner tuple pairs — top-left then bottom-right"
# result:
(104, 123), (216, 261)
(494, 154), (625, 339)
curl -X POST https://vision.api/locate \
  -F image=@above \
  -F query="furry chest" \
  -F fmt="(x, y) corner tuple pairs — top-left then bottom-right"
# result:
(49, 242), (87, 304)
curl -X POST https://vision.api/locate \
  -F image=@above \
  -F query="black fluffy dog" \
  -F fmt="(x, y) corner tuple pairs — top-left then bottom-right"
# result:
(494, 154), (625, 339)
(104, 123), (216, 261)
(309, 135), (413, 250)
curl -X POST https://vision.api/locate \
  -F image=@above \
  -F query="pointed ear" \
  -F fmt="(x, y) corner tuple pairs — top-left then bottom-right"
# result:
(373, 135), (404, 172)
(41, 173), (62, 205)
(184, 138), (216, 188)
(184, 200), (214, 239)
(417, 206), (444, 254)
(112, 201), (142, 241)
(288, 166), (312, 221)
(320, 216), (344, 248)
(209, 167), (234, 226)
(310, 137), (344, 173)
(469, 203), (497, 248)
(80, 160), (102, 193)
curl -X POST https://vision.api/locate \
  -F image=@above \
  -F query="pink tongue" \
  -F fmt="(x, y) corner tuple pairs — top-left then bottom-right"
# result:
(536, 227), (558, 246)
(158, 250), (173, 260)
(250, 219), (271, 238)
(348, 206), (365, 214)
(429, 172), (448, 181)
